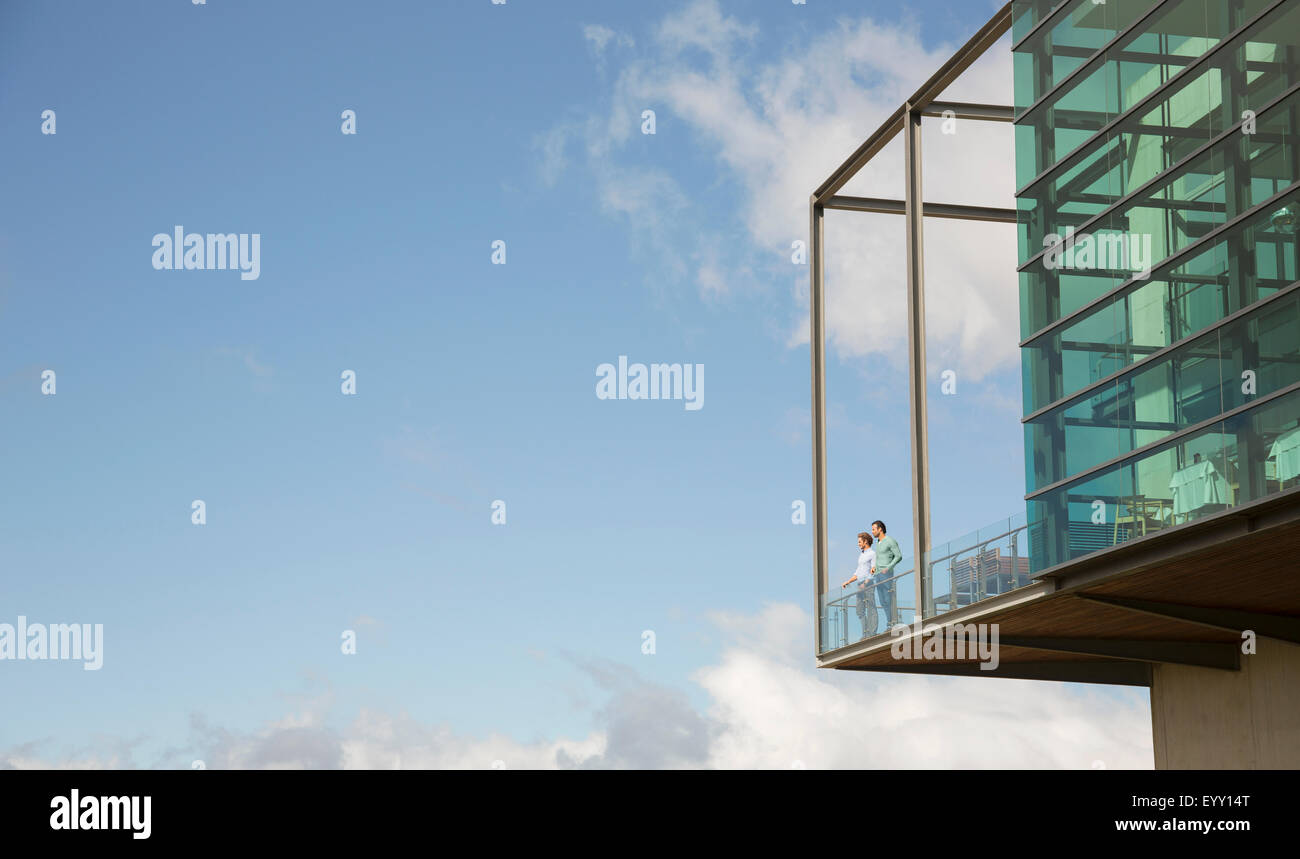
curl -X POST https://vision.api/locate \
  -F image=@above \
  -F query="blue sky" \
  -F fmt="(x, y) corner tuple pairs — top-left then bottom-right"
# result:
(0, 0), (1150, 768)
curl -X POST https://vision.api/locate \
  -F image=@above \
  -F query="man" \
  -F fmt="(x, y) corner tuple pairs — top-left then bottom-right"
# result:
(870, 520), (902, 630)
(841, 532), (877, 639)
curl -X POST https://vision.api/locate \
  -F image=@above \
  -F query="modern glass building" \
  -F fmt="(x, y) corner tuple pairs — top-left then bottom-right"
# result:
(1015, 0), (1300, 573)
(810, 0), (1300, 768)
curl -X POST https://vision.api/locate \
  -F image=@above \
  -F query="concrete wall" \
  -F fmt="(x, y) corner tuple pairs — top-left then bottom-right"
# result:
(1150, 635), (1300, 768)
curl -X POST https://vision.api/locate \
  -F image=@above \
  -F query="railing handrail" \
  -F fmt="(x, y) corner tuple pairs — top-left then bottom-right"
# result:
(927, 522), (1028, 567)
(824, 567), (915, 608)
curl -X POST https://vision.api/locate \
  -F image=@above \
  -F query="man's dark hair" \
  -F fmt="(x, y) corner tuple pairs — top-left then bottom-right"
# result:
(872, 520), (887, 534)
(857, 532), (873, 546)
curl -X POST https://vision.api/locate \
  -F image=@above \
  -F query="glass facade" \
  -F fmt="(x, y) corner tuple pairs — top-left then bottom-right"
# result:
(1016, 0), (1300, 572)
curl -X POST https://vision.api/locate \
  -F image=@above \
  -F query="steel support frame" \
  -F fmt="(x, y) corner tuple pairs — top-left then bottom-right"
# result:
(810, 199), (827, 653)
(903, 103), (931, 622)
(810, 2), (1013, 656)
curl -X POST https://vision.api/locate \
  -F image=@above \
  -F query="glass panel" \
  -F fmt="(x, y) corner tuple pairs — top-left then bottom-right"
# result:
(819, 567), (916, 653)
(1027, 386), (1300, 571)
(1022, 184), (1300, 412)
(1025, 293), (1300, 490)
(1013, 0), (1163, 112)
(1014, 0), (1273, 188)
(1020, 84), (1300, 337)
(1012, 0), (1066, 45)
(1016, 1), (1300, 266)
(924, 514), (1034, 619)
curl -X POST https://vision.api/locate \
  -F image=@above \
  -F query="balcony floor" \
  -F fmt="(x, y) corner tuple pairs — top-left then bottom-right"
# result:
(821, 488), (1300, 685)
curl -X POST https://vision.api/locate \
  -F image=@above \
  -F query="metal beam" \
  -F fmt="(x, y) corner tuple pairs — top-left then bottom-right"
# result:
(812, 3), (1014, 660)
(922, 101), (1015, 122)
(814, 2), (1011, 202)
(810, 197), (828, 655)
(998, 636), (1240, 670)
(825, 195), (1017, 223)
(1073, 595), (1300, 645)
(909, 3), (1013, 115)
(814, 108), (905, 204)
(844, 659), (1153, 687)
(904, 104), (932, 621)
(922, 202), (1018, 223)
(824, 196), (905, 215)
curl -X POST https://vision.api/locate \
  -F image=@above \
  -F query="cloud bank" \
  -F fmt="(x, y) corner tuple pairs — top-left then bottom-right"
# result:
(4, 604), (1152, 770)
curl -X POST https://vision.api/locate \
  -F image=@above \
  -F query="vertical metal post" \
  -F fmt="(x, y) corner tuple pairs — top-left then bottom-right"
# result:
(904, 105), (932, 621)
(810, 196), (829, 652)
(1011, 529), (1019, 588)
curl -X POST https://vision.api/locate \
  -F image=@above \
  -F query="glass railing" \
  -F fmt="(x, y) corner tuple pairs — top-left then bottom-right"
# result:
(817, 515), (1045, 654)
(818, 519), (1045, 653)
(924, 513), (1034, 619)
(820, 566), (916, 653)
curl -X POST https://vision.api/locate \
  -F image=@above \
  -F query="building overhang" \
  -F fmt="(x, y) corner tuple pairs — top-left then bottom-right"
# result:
(818, 488), (1300, 685)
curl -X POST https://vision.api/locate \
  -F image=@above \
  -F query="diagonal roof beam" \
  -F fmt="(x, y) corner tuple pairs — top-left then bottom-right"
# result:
(813, 2), (1012, 203)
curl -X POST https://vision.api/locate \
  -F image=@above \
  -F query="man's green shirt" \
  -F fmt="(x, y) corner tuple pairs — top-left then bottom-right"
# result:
(874, 535), (902, 574)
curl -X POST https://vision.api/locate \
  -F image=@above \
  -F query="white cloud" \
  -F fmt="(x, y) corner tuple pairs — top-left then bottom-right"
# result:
(534, 123), (573, 188)
(0, 735), (147, 770)
(2, 604), (1152, 770)
(696, 260), (728, 299)
(655, 0), (756, 56)
(597, 164), (686, 220)
(214, 346), (272, 378)
(557, 0), (1021, 381)
(695, 604), (1152, 769)
(583, 23), (633, 56)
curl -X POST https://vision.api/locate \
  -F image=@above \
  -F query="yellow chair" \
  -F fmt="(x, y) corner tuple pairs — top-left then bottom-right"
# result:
(1113, 495), (1169, 543)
